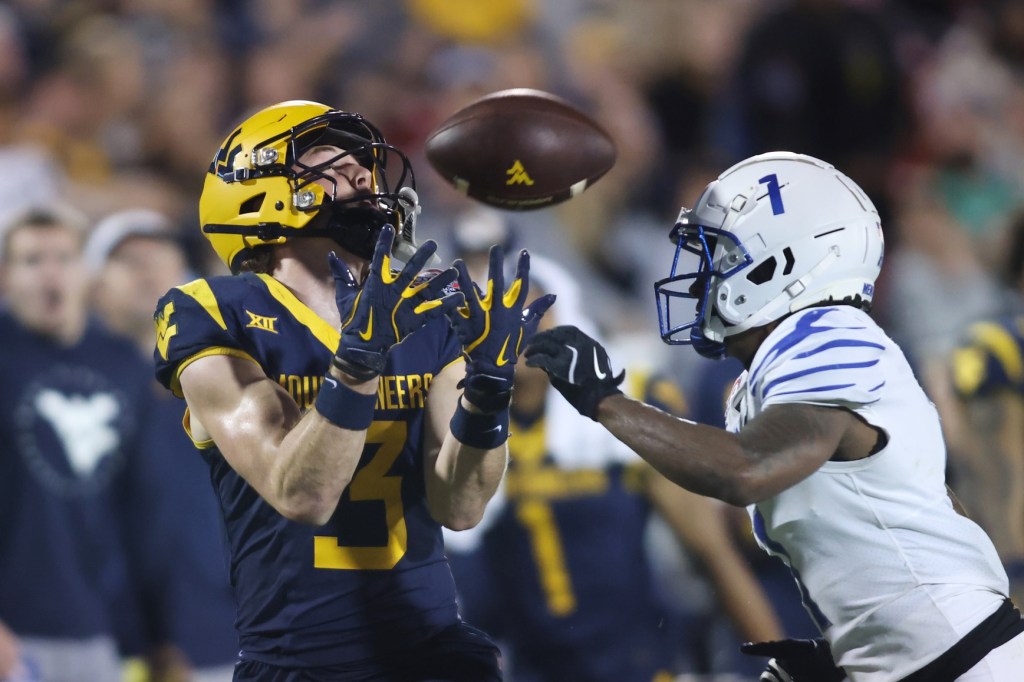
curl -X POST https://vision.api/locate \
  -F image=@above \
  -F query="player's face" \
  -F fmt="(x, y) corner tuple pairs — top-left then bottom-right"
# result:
(297, 145), (372, 201)
(1, 225), (87, 336)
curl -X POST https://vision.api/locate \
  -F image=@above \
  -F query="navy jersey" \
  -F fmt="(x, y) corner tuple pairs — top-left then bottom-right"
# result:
(152, 273), (464, 667)
(952, 316), (1024, 399)
(462, 375), (681, 682)
(0, 310), (150, 642)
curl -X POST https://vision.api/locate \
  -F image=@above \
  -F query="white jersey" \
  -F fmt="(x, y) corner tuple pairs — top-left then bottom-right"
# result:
(725, 306), (1009, 681)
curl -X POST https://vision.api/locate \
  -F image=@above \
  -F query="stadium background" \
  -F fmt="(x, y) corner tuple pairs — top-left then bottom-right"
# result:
(2, 0), (1024, 680)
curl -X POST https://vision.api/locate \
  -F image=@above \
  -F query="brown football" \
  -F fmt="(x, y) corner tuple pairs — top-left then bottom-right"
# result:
(424, 88), (616, 211)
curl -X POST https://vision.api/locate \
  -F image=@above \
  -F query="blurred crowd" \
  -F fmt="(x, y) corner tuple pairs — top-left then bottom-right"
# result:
(2, 0), (1024, 680)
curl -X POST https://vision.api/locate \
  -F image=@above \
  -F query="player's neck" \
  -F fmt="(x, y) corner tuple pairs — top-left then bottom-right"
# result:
(269, 240), (358, 328)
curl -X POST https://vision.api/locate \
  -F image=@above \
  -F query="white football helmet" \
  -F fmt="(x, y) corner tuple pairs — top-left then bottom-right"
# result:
(655, 152), (884, 358)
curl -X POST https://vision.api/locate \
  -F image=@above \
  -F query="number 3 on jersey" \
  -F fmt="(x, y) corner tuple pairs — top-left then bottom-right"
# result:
(313, 420), (408, 570)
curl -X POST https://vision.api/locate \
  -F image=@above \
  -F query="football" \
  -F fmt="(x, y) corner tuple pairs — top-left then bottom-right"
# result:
(424, 88), (616, 211)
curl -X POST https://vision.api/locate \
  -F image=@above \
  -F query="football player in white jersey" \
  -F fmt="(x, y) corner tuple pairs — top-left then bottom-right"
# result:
(524, 152), (1024, 681)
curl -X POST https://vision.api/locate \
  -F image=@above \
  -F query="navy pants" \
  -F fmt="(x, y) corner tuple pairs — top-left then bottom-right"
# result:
(233, 623), (502, 682)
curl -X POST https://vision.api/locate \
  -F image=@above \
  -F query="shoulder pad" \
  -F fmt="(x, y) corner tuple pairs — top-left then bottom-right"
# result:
(153, 277), (248, 396)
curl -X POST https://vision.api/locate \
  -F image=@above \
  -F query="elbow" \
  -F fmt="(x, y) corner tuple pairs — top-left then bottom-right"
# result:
(273, 478), (350, 526)
(444, 512), (483, 532)
(276, 497), (340, 526)
(432, 500), (485, 531)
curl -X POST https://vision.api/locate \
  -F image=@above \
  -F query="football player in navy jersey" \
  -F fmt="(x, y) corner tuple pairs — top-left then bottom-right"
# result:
(526, 153), (1024, 680)
(949, 315), (1024, 609)
(152, 100), (552, 681)
(453, 280), (783, 681)
(0, 205), (153, 682)
(946, 212), (1024, 608)
(445, 218), (782, 680)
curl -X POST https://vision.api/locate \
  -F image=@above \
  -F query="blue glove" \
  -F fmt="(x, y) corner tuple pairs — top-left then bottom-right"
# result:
(447, 246), (555, 413)
(331, 226), (462, 381)
(523, 325), (624, 420)
(740, 638), (846, 682)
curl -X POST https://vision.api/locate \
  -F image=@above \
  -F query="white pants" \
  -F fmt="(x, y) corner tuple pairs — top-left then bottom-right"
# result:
(957, 630), (1024, 680)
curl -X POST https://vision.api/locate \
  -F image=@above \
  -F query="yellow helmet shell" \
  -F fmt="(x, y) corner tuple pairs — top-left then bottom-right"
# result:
(199, 100), (341, 272)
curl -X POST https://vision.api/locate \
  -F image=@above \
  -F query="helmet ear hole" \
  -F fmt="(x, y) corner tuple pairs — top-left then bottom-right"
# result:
(239, 193), (266, 215)
(746, 256), (777, 285)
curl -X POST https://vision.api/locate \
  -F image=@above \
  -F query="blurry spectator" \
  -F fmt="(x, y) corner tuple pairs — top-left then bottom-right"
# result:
(421, 200), (630, 335)
(86, 210), (189, 354)
(241, 3), (364, 110)
(406, 0), (536, 45)
(942, 211), (1024, 607)
(445, 227), (782, 680)
(0, 205), (153, 682)
(880, 171), (1005, 372)
(731, 0), (909, 226)
(86, 209), (237, 682)
(0, 5), (64, 231)
(910, 8), (1024, 270)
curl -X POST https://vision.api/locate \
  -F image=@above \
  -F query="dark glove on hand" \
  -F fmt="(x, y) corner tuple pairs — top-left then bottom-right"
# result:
(740, 638), (846, 682)
(446, 246), (556, 413)
(523, 325), (624, 420)
(331, 226), (462, 382)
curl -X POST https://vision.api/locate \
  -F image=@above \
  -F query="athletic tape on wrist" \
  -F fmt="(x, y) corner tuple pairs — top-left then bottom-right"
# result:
(315, 374), (377, 430)
(450, 401), (510, 449)
(460, 370), (513, 413)
(332, 352), (382, 383)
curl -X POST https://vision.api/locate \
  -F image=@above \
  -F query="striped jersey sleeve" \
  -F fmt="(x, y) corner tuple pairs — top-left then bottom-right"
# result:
(748, 307), (887, 410)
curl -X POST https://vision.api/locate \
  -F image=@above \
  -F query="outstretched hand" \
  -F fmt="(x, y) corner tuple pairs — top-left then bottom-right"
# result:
(331, 226), (463, 381)
(524, 325), (624, 420)
(740, 638), (846, 682)
(446, 245), (555, 413)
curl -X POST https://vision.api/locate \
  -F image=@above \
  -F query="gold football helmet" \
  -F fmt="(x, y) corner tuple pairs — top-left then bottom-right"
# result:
(200, 100), (421, 273)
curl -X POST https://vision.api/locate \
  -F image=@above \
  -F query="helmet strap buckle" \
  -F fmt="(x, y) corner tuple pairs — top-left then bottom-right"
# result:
(255, 223), (283, 240)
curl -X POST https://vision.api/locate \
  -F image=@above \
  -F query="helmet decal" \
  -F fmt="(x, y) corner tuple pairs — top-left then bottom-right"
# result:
(210, 126), (244, 177)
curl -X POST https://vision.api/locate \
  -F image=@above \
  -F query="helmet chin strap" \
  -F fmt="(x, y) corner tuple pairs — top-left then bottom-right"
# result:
(324, 203), (390, 260)
(319, 189), (440, 267)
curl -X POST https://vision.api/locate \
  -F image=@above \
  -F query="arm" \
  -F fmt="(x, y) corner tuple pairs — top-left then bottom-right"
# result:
(599, 395), (852, 506)
(435, 246), (555, 530)
(178, 228), (461, 526)
(526, 325), (875, 506)
(180, 355), (375, 525)
(645, 468), (783, 642)
(423, 360), (508, 530)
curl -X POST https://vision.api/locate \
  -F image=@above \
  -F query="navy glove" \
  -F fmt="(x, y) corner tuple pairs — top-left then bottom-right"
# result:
(740, 638), (846, 682)
(523, 325), (624, 420)
(447, 246), (555, 413)
(331, 226), (462, 381)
